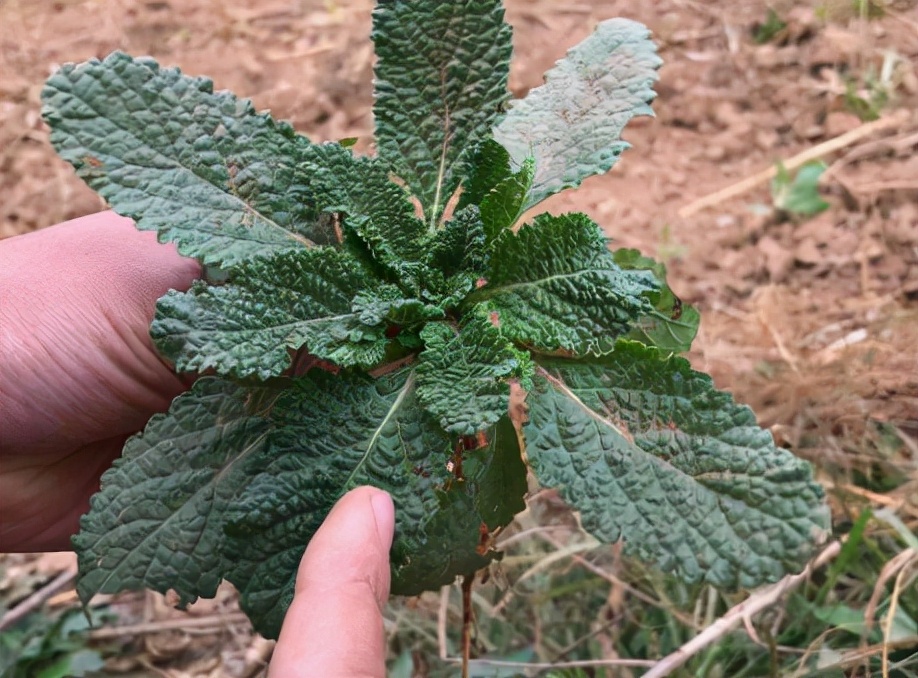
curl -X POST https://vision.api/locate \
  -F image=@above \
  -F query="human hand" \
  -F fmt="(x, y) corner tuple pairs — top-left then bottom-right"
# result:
(270, 486), (394, 677)
(1, 214), (394, 676)
(0, 211), (201, 551)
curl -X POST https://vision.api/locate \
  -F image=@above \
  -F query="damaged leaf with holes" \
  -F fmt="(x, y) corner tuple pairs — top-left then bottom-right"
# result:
(43, 0), (830, 641)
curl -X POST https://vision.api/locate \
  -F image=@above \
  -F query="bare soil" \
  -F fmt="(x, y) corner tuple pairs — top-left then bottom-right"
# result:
(1, 0), (916, 674)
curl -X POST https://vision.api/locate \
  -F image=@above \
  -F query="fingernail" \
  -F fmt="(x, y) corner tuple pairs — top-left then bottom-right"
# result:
(369, 490), (395, 549)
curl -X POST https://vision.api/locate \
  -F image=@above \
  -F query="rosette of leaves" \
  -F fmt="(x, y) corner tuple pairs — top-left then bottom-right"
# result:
(42, 0), (830, 639)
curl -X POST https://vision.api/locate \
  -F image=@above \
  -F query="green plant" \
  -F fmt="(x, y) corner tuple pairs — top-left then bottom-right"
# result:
(842, 51), (906, 122)
(0, 609), (108, 678)
(753, 8), (788, 44)
(771, 161), (830, 217)
(42, 0), (830, 646)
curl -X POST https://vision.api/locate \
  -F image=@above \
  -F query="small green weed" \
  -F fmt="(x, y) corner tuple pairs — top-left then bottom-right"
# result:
(753, 9), (788, 44)
(0, 608), (109, 678)
(842, 51), (907, 121)
(771, 161), (830, 218)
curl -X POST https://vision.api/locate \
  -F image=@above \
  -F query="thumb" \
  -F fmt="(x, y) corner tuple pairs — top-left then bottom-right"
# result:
(269, 486), (395, 678)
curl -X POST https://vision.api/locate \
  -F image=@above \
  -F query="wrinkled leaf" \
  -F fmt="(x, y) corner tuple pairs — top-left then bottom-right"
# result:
(43, 52), (329, 266)
(417, 316), (531, 435)
(494, 19), (660, 211)
(219, 368), (451, 635)
(352, 284), (444, 327)
(458, 139), (514, 210)
(468, 213), (658, 356)
(479, 156), (535, 239)
(422, 206), (489, 311)
(301, 142), (428, 275)
(374, 0), (513, 224)
(427, 205), (489, 280)
(74, 378), (275, 607)
(152, 248), (387, 378)
(628, 303), (701, 354)
(222, 368), (527, 630)
(612, 248), (700, 353)
(75, 371), (527, 639)
(524, 342), (831, 588)
(473, 415), (528, 529)
(393, 414), (527, 592)
(52, 10), (831, 641)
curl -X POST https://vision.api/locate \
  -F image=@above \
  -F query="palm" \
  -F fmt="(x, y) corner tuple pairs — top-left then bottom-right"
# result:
(0, 212), (199, 551)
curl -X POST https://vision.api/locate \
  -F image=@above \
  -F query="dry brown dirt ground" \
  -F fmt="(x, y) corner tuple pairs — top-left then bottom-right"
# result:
(1, 0), (917, 675)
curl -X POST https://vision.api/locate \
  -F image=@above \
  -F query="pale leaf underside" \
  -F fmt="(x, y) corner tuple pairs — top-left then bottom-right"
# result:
(494, 18), (662, 211)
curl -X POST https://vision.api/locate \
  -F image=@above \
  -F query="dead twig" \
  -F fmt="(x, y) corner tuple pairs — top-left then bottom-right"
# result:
(863, 548), (918, 641)
(437, 584), (450, 661)
(802, 637), (918, 675)
(759, 312), (801, 375)
(678, 110), (911, 218)
(491, 540), (598, 616)
(834, 483), (908, 509)
(846, 180), (918, 194)
(883, 556), (917, 678)
(827, 130), (918, 169)
(87, 612), (251, 640)
(642, 540), (843, 678)
(460, 575), (474, 678)
(0, 568), (77, 631)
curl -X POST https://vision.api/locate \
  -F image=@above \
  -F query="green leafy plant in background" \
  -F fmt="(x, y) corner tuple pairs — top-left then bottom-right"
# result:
(0, 609), (108, 678)
(842, 54), (904, 122)
(42, 0), (830, 647)
(752, 8), (788, 44)
(772, 161), (831, 217)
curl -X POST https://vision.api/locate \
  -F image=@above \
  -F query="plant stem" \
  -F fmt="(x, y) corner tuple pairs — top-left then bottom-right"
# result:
(461, 575), (474, 678)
